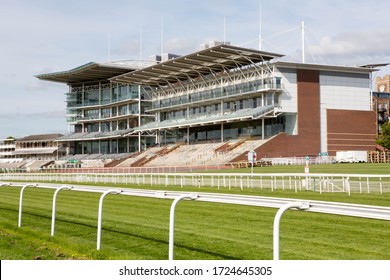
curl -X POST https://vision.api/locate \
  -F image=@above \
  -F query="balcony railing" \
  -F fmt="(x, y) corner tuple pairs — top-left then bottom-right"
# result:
(66, 92), (142, 109)
(150, 79), (281, 111)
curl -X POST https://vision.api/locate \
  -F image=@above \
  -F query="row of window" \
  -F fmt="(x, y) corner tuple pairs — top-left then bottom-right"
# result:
(72, 137), (155, 154)
(67, 84), (146, 108)
(80, 118), (139, 133)
(160, 95), (277, 121)
(158, 117), (286, 144)
(83, 103), (142, 120)
(153, 77), (281, 110)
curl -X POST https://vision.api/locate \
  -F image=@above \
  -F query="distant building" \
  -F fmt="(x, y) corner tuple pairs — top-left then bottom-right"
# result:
(13, 133), (65, 160)
(0, 137), (16, 159)
(373, 75), (390, 134)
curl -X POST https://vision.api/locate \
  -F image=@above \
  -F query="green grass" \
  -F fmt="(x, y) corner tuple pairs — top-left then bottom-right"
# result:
(0, 185), (389, 260)
(216, 162), (390, 174)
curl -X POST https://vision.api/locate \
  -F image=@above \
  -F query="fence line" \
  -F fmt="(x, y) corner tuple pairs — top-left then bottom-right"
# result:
(1, 172), (390, 194)
(2, 183), (390, 260)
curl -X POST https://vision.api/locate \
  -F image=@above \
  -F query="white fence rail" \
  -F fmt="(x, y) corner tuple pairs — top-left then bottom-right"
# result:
(1, 182), (390, 260)
(2, 172), (390, 194)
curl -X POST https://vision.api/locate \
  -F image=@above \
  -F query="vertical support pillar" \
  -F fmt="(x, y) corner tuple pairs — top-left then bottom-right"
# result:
(220, 123), (223, 143)
(51, 185), (73, 236)
(169, 194), (198, 260)
(97, 189), (122, 250)
(261, 118), (265, 140)
(273, 202), (310, 260)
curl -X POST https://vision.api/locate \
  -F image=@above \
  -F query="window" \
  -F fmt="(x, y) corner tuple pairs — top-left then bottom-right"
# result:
(112, 86), (118, 102)
(101, 108), (111, 118)
(119, 85), (128, 101)
(101, 87), (111, 104)
(118, 120), (127, 130)
(112, 121), (117, 131)
(129, 103), (139, 114)
(112, 107), (117, 117)
(84, 89), (99, 106)
(119, 105), (128, 116)
(84, 109), (99, 119)
(101, 122), (110, 132)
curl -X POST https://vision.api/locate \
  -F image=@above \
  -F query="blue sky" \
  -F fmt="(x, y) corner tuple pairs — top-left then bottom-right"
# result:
(1, 0), (389, 139)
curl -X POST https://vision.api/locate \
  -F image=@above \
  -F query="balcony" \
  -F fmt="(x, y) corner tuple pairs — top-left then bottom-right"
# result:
(66, 92), (142, 109)
(135, 104), (279, 132)
(149, 79), (282, 112)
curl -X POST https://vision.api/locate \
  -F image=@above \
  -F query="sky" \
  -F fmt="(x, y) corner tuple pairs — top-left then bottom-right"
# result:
(0, 0), (389, 139)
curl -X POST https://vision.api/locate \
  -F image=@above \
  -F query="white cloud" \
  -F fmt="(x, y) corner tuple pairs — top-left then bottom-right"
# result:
(318, 29), (390, 57)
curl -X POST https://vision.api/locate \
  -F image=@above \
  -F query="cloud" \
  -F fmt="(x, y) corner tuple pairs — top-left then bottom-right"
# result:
(0, 110), (65, 120)
(0, 110), (67, 139)
(24, 81), (49, 91)
(163, 38), (200, 55)
(317, 29), (390, 57)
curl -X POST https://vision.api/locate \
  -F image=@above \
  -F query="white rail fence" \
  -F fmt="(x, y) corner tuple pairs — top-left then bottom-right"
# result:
(1, 172), (390, 194)
(1, 182), (389, 260)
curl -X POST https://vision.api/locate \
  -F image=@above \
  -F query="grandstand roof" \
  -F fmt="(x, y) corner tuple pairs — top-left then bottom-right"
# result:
(16, 133), (63, 142)
(111, 44), (284, 87)
(36, 60), (156, 84)
(273, 61), (378, 74)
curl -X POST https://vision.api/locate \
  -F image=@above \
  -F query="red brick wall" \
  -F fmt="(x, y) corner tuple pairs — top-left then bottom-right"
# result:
(233, 69), (321, 161)
(296, 69), (321, 155)
(327, 109), (376, 155)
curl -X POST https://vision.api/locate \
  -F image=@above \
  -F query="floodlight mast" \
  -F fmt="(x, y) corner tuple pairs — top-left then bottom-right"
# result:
(301, 21), (305, 63)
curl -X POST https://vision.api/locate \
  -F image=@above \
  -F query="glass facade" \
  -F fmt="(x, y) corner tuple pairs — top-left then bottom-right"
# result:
(60, 50), (287, 155)
(65, 81), (155, 154)
(158, 116), (286, 145)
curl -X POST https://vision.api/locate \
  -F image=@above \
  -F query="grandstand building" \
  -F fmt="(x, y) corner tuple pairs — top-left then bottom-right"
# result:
(0, 134), (65, 171)
(0, 137), (16, 159)
(37, 42), (377, 160)
(13, 134), (65, 160)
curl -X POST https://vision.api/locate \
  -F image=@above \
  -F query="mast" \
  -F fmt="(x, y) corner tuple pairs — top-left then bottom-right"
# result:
(301, 21), (305, 63)
(161, 16), (164, 56)
(259, 0), (262, 50)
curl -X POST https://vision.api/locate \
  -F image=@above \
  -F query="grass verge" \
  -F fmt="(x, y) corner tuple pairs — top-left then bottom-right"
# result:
(0, 185), (389, 260)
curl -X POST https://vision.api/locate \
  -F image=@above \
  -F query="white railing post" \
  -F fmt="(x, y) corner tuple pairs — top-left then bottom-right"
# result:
(169, 194), (198, 260)
(18, 184), (37, 228)
(97, 189), (122, 250)
(273, 202), (310, 260)
(51, 185), (73, 236)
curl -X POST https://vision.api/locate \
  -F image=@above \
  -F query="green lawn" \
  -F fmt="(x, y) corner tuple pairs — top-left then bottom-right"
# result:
(219, 162), (390, 174)
(0, 185), (389, 260)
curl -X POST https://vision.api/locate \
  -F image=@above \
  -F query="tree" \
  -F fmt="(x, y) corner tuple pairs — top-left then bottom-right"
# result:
(377, 122), (390, 149)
